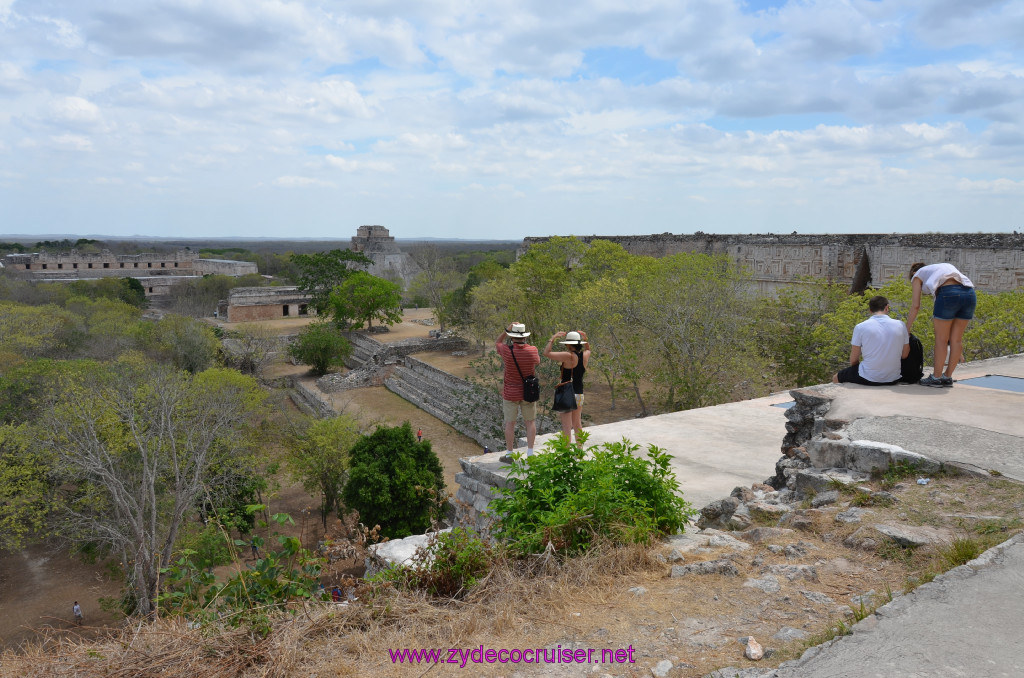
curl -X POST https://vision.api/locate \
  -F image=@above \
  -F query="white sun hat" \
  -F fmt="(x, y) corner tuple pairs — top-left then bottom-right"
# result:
(560, 331), (583, 344)
(506, 322), (531, 338)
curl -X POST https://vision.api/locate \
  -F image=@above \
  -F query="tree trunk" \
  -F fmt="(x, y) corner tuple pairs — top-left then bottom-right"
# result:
(601, 370), (616, 410)
(632, 379), (647, 417)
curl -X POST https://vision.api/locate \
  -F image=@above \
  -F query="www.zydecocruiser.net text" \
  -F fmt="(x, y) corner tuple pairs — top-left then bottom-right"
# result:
(389, 645), (637, 667)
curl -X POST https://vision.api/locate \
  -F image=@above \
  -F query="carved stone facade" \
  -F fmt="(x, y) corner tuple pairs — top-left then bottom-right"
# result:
(2, 249), (257, 296)
(520, 233), (1024, 293)
(219, 286), (314, 322)
(349, 225), (422, 286)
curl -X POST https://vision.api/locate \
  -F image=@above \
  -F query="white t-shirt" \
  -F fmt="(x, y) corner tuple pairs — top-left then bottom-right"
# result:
(851, 314), (909, 383)
(913, 263), (974, 295)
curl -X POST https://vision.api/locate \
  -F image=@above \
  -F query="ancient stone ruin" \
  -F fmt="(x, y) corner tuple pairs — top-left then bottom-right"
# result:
(350, 225), (422, 286)
(521, 232), (1024, 293)
(2, 248), (256, 297)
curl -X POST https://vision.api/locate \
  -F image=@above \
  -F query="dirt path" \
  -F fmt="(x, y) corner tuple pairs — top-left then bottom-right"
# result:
(0, 543), (122, 650)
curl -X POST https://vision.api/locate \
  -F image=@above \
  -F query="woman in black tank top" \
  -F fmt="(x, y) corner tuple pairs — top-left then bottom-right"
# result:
(544, 330), (590, 444)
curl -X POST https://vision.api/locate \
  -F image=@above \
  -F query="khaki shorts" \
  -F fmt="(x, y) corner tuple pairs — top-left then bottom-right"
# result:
(503, 399), (537, 422)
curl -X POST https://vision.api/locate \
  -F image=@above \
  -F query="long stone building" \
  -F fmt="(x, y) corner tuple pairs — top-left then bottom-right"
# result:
(1, 249), (257, 296)
(217, 286), (314, 322)
(519, 233), (1024, 293)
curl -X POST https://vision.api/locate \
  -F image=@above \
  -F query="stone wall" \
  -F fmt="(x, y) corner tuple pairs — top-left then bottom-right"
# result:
(134, 276), (196, 297)
(289, 379), (335, 418)
(386, 355), (516, 451)
(193, 258), (258, 276)
(4, 248), (196, 276)
(319, 332), (556, 451)
(765, 385), (988, 493)
(224, 286), (313, 322)
(454, 453), (513, 533)
(331, 333), (474, 372)
(3, 248), (259, 297)
(520, 233), (1024, 293)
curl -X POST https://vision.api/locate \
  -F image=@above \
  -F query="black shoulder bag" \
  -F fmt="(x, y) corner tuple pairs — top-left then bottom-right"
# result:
(510, 344), (540, 402)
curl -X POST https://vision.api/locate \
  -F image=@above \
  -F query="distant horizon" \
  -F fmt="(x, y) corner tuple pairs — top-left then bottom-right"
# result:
(2, 229), (1021, 246)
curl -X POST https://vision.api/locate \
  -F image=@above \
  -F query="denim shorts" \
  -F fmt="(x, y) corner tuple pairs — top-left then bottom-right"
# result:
(933, 284), (976, 321)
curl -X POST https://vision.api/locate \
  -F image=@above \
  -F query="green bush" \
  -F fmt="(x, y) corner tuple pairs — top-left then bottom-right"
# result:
(288, 321), (351, 375)
(489, 435), (696, 555)
(176, 521), (234, 571)
(372, 528), (493, 598)
(341, 423), (445, 539)
(159, 510), (325, 634)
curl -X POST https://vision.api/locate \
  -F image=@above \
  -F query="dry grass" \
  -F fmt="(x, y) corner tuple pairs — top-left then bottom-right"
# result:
(0, 543), (661, 678)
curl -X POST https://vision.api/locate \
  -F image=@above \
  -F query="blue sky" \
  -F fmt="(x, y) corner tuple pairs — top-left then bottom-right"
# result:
(1, 0), (1022, 240)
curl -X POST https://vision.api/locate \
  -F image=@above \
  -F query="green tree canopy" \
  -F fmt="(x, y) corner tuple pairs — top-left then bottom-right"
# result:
(327, 271), (403, 329)
(0, 423), (53, 551)
(287, 414), (361, 528)
(288, 321), (351, 376)
(342, 423), (445, 539)
(291, 249), (373, 314)
(0, 301), (84, 361)
(44, 359), (266, 616)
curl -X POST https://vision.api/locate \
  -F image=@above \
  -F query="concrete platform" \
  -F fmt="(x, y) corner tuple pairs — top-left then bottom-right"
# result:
(534, 391), (794, 511)
(812, 353), (1024, 481)
(534, 353), (1024, 511)
(775, 533), (1024, 678)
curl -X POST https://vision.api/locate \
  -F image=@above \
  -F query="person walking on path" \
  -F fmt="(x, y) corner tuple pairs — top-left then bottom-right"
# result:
(832, 296), (909, 386)
(495, 322), (540, 457)
(416, 428), (423, 442)
(543, 330), (590, 443)
(73, 601), (83, 626)
(906, 263), (977, 387)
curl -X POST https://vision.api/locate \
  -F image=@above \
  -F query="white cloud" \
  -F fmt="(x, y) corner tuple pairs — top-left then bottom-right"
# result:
(324, 155), (395, 172)
(956, 177), (1024, 194)
(273, 175), (334, 187)
(0, 0), (1019, 238)
(50, 134), (93, 151)
(51, 96), (102, 125)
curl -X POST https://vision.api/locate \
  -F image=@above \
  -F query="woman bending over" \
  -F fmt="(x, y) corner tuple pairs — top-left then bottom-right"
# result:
(906, 262), (976, 387)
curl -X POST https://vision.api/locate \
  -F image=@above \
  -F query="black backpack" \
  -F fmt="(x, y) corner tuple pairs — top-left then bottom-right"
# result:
(900, 333), (924, 384)
(509, 344), (540, 402)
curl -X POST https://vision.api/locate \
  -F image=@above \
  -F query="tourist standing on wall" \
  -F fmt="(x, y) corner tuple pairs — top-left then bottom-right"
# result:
(906, 263), (977, 387)
(495, 323), (540, 457)
(543, 330), (590, 443)
(832, 296), (909, 386)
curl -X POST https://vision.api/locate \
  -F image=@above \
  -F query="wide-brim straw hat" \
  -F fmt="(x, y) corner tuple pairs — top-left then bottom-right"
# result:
(560, 331), (583, 344)
(506, 322), (531, 338)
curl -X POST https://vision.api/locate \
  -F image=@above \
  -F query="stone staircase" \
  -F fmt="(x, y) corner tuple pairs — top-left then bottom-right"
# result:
(385, 356), (507, 451)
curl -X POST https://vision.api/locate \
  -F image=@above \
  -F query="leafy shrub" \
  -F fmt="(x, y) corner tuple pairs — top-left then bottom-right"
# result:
(371, 528), (493, 598)
(288, 321), (351, 376)
(159, 511), (325, 634)
(342, 423), (445, 539)
(489, 435), (696, 555)
(176, 521), (234, 570)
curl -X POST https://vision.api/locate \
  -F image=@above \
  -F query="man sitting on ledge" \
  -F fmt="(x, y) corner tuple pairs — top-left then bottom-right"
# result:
(832, 295), (910, 386)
